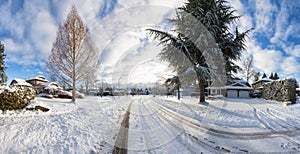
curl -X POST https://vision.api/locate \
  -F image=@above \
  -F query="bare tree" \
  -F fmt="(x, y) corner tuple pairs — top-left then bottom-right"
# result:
(242, 55), (254, 82)
(47, 5), (99, 102)
(83, 62), (101, 95)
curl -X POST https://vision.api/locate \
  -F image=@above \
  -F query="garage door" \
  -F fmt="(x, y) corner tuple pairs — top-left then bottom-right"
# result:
(239, 91), (249, 98)
(227, 90), (238, 98)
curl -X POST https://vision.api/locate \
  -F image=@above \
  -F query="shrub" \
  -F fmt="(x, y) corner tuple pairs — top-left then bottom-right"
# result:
(0, 85), (36, 111)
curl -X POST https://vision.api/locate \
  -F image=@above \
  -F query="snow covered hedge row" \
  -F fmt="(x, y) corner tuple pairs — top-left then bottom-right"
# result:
(0, 85), (36, 110)
(262, 79), (297, 104)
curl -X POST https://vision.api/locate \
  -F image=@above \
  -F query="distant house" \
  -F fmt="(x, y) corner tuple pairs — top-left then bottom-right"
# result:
(252, 78), (273, 90)
(181, 86), (199, 97)
(10, 78), (32, 87)
(206, 79), (252, 98)
(26, 76), (48, 94)
(43, 82), (62, 95)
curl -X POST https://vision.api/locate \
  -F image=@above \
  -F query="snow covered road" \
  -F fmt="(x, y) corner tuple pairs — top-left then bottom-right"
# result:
(125, 96), (219, 153)
(1, 96), (300, 153)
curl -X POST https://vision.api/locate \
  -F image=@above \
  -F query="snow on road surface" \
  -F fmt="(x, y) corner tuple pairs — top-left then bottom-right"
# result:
(0, 95), (300, 153)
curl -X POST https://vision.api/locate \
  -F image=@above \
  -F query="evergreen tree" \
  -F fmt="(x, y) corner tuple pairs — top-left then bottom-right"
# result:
(269, 73), (274, 80)
(148, 0), (251, 102)
(0, 41), (7, 84)
(262, 73), (267, 78)
(253, 71), (260, 82)
(273, 72), (279, 80)
(165, 76), (181, 100)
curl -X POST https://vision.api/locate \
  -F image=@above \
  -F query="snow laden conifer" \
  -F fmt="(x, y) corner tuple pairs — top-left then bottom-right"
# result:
(0, 41), (7, 84)
(47, 5), (100, 102)
(148, 0), (250, 103)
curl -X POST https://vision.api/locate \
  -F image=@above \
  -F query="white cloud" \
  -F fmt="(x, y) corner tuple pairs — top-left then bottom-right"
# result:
(280, 57), (300, 78)
(285, 45), (300, 58)
(74, 0), (104, 27)
(29, 10), (57, 60)
(245, 39), (282, 74)
(254, 0), (277, 35)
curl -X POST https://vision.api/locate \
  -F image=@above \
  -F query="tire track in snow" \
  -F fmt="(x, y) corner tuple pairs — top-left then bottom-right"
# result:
(112, 100), (133, 154)
(266, 105), (300, 129)
(148, 98), (220, 153)
(150, 98), (300, 140)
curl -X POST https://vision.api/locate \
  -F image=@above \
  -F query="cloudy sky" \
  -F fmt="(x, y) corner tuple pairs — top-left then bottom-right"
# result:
(0, 0), (299, 85)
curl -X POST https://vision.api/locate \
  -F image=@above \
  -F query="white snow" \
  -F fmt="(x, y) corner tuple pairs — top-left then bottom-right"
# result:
(11, 78), (32, 87)
(0, 95), (300, 153)
(0, 85), (16, 94)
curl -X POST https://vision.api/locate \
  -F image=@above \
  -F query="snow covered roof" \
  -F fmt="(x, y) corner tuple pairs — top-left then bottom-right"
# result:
(252, 78), (273, 85)
(225, 82), (253, 90)
(44, 82), (62, 91)
(26, 76), (48, 82)
(225, 86), (253, 90)
(11, 78), (32, 87)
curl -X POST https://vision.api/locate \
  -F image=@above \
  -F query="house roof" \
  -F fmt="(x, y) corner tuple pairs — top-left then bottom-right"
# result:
(26, 75), (48, 82)
(44, 82), (62, 91)
(225, 85), (253, 90)
(11, 78), (32, 87)
(226, 82), (253, 90)
(252, 78), (273, 85)
(207, 82), (253, 90)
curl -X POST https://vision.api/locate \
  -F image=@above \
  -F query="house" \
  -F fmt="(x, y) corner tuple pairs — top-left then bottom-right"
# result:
(181, 86), (199, 97)
(206, 80), (252, 98)
(10, 78), (32, 87)
(26, 76), (48, 94)
(252, 78), (273, 90)
(43, 82), (63, 95)
(225, 82), (253, 98)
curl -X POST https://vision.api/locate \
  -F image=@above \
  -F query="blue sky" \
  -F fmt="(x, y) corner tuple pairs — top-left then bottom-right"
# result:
(0, 0), (299, 84)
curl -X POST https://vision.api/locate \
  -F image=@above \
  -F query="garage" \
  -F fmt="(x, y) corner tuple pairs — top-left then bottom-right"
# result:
(239, 91), (250, 98)
(227, 90), (238, 98)
(225, 82), (253, 98)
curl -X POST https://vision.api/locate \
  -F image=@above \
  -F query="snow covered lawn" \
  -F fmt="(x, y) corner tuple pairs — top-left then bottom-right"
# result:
(0, 95), (300, 153)
(0, 96), (131, 153)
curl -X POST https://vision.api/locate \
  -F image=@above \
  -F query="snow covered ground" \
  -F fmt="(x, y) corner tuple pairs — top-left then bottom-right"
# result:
(0, 95), (300, 153)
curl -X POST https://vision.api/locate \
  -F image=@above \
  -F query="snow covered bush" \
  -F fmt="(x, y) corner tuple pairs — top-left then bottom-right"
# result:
(0, 85), (36, 110)
(262, 79), (297, 104)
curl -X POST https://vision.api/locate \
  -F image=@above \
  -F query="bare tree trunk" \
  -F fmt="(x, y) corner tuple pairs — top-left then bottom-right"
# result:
(199, 79), (205, 103)
(177, 86), (180, 100)
(72, 57), (76, 102)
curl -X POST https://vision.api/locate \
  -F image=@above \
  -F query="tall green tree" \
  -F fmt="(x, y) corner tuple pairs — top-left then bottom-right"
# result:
(149, 0), (250, 102)
(165, 76), (181, 100)
(273, 72), (279, 80)
(0, 41), (7, 84)
(269, 73), (274, 80)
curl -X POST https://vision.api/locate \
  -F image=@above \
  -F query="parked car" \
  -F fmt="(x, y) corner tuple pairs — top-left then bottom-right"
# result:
(58, 91), (72, 99)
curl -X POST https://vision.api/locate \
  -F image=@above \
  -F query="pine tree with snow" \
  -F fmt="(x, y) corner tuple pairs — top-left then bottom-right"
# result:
(262, 73), (267, 78)
(253, 71), (260, 82)
(165, 76), (181, 100)
(148, 0), (251, 103)
(269, 73), (274, 80)
(273, 73), (279, 80)
(0, 41), (7, 84)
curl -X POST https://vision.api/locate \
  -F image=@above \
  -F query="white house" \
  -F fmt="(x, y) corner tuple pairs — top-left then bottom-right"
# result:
(206, 80), (253, 98)
(10, 78), (32, 87)
(225, 82), (253, 98)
